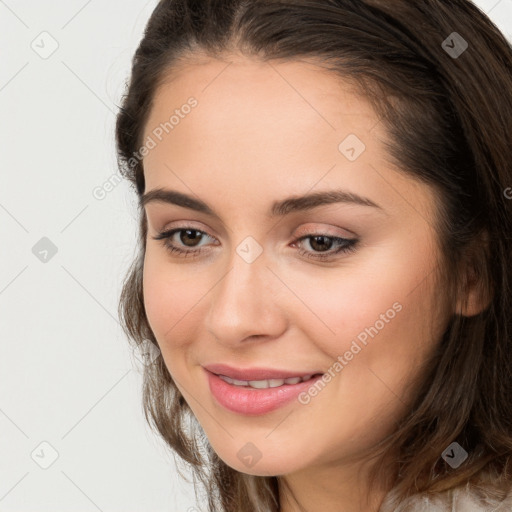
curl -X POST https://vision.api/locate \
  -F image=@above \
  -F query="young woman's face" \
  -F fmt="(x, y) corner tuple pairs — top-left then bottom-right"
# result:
(141, 55), (453, 477)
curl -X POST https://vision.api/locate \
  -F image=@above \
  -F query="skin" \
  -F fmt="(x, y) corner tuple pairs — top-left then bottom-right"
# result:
(140, 54), (481, 512)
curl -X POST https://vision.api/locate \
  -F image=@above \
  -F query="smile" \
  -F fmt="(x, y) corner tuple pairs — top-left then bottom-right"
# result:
(204, 367), (324, 415)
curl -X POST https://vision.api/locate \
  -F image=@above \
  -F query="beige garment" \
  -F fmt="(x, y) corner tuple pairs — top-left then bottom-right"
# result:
(378, 480), (512, 512)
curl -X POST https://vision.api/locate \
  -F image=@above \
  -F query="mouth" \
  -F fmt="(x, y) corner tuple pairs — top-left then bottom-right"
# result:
(203, 364), (325, 415)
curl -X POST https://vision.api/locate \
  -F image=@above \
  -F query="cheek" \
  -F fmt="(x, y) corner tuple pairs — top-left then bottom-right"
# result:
(142, 250), (206, 350)
(288, 245), (444, 375)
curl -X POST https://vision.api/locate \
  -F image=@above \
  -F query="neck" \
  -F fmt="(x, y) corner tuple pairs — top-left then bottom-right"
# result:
(277, 457), (396, 512)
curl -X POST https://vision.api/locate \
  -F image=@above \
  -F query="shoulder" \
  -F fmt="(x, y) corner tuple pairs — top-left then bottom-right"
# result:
(379, 476), (512, 512)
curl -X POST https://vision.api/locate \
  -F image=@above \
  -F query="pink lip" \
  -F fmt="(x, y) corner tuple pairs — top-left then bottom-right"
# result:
(204, 368), (324, 415)
(203, 363), (321, 381)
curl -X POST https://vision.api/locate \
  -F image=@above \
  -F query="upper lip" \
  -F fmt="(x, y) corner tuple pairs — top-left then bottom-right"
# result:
(203, 363), (322, 381)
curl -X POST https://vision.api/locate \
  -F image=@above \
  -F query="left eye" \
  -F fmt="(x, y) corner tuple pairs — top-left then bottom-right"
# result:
(293, 234), (358, 259)
(152, 228), (359, 261)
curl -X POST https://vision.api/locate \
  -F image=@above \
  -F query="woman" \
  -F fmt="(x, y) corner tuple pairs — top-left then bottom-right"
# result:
(115, 1), (512, 510)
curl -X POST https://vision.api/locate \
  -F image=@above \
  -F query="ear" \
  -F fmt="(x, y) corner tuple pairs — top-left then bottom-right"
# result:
(455, 230), (493, 317)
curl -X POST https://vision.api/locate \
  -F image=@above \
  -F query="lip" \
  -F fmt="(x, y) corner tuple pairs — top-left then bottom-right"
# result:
(204, 367), (324, 415)
(203, 363), (322, 381)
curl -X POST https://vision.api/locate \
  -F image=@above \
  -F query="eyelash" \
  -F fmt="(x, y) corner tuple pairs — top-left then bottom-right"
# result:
(152, 228), (359, 261)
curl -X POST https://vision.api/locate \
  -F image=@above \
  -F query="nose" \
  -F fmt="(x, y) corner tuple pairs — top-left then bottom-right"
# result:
(204, 243), (287, 346)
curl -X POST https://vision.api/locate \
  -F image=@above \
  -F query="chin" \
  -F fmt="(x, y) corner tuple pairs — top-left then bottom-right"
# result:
(213, 447), (303, 477)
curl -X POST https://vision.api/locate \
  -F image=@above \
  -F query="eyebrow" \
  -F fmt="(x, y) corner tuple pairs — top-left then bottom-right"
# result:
(139, 187), (384, 218)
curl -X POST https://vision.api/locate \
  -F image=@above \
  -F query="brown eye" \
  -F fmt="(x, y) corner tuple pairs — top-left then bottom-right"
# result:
(293, 234), (359, 261)
(152, 228), (215, 257)
(179, 229), (204, 247)
(308, 235), (335, 252)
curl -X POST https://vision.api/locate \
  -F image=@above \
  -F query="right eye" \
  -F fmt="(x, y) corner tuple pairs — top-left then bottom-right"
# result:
(153, 228), (217, 257)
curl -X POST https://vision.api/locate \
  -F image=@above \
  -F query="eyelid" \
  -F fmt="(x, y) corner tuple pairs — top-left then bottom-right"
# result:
(293, 223), (357, 239)
(157, 220), (214, 235)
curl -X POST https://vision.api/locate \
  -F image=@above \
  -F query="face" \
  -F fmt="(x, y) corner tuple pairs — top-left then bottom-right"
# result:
(141, 54), (453, 478)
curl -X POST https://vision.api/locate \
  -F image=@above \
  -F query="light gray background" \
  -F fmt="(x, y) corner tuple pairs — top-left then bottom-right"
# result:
(0, 1), (511, 511)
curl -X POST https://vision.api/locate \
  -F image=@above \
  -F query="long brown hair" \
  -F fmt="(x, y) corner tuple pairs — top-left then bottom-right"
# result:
(115, 1), (512, 510)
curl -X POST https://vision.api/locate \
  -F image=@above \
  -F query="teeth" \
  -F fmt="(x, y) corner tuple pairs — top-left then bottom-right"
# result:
(282, 377), (301, 385)
(249, 379), (273, 389)
(268, 379), (286, 387)
(218, 374), (317, 389)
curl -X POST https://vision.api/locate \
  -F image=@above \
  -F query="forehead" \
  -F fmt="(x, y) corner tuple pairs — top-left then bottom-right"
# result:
(141, 55), (437, 222)
(143, 54), (378, 149)
(144, 57), (374, 169)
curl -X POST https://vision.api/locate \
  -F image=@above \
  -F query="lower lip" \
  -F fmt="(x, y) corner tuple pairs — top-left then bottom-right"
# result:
(205, 369), (323, 415)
